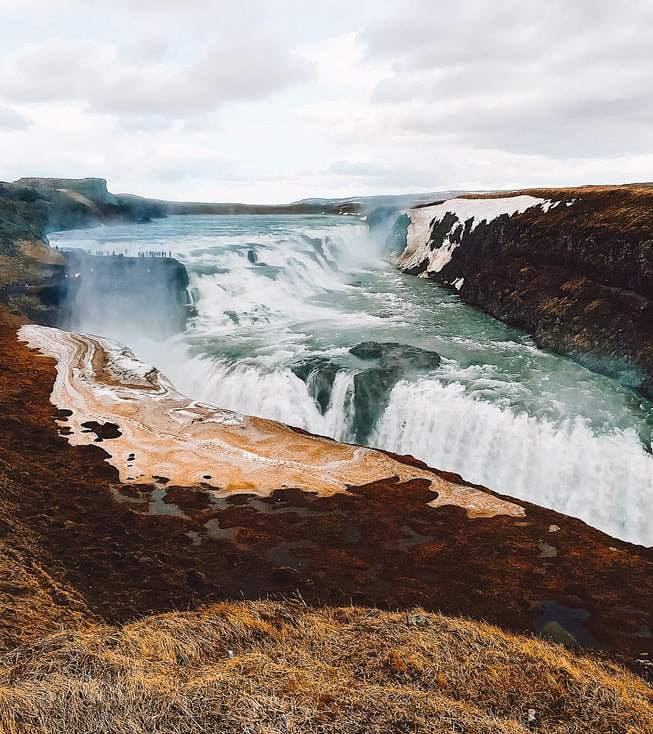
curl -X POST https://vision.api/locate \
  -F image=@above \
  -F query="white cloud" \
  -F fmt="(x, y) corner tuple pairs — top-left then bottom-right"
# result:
(0, 36), (314, 124)
(1, 0), (653, 200)
(357, 0), (653, 159)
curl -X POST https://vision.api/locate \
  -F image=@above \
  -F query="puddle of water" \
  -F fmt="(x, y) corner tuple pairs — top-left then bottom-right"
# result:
(389, 524), (433, 551)
(185, 530), (202, 546)
(248, 497), (324, 517)
(149, 487), (186, 517)
(204, 518), (237, 541)
(534, 601), (600, 647)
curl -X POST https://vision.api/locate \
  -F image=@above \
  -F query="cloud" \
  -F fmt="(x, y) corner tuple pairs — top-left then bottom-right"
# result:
(0, 35), (314, 125)
(2, 0), (653, 201)
(355, 0), (653, 158)
(0, 104), (29, 130)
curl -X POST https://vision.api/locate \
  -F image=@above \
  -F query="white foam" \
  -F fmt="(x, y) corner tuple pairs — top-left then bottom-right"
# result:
(371, 378), (653, 546)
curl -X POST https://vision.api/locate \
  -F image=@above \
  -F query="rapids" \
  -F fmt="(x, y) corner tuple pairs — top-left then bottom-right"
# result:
(49, 214), (653, 545)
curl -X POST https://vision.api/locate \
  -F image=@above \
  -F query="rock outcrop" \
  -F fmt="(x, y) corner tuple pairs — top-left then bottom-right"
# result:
(0, 180), (192, 331)
(3, 177), (167, 232)
(398, 186), (653, 398)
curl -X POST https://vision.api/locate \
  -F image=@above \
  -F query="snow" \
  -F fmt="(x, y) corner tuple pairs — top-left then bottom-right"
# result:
(399, 195), (554, 274)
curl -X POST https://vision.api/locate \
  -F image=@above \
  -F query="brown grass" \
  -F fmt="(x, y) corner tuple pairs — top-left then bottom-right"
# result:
(0, 601), (650, 733)
(19, 240), (66, 266)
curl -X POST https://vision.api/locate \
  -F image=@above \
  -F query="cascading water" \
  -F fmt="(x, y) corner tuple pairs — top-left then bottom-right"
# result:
(50, 214), (653, 545)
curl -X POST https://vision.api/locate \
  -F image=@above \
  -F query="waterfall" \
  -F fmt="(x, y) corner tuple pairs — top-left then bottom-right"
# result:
(50, 213), (653, 546)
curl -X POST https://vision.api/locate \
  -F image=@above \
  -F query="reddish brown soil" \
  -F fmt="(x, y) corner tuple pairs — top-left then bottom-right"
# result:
(0, 307), (652, 670)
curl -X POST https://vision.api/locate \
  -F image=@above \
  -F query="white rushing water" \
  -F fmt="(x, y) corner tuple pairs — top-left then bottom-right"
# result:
(50, 214), (653, 545)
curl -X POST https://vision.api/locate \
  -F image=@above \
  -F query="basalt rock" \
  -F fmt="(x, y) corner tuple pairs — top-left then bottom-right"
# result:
(352, 367), (397, 443)
(350, 342), (441, 442)
(350, 341), (441, 372)
(291, 357), (343, 414)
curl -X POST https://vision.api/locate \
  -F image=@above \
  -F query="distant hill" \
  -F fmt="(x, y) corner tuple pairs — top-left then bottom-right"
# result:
(292, 190), (468, 213)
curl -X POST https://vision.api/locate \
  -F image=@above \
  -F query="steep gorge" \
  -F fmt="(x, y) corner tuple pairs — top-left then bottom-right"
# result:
(0, 178), (652, 691)
(398, 185), (653, 398)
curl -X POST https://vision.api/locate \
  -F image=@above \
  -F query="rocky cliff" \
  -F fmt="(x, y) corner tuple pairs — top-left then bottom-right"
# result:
(0, 182), (652, 727)
(0, 179), (191, 330)
(398, 186), (653, 398)
(2, 177), (167, 232)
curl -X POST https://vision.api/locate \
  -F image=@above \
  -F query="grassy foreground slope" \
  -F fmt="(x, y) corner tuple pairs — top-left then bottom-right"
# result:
(1, 601), (651, 734)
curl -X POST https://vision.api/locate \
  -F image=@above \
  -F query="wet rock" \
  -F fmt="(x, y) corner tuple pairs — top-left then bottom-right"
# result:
(350, 341), (441, 372)
(353, 367), (399, 444)
(291, 357), (343, 414)
(350, 342), (440, 443)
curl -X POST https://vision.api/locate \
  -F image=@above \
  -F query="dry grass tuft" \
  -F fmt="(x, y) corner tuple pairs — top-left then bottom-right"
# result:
(0, 601), (650, 733)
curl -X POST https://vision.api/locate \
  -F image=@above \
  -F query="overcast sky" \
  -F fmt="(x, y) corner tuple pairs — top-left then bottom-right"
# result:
(1, 0), (652, 203)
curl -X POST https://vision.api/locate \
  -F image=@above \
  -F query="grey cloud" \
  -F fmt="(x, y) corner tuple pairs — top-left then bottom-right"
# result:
(360, 0), (653, 158)
(0, 35), (315, 125)
(388, 93), (653, 158)
(194, 38), (315, 102)
(363, 0), (653, 69)
(0, 105), (29, 131)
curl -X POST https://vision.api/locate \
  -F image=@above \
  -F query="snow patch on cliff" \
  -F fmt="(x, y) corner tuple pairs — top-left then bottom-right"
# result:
(399, 195), (552, 275)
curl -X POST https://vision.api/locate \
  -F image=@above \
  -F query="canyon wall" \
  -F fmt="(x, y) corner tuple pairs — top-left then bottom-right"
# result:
(398, 186), (653, 398)
(0, 179), (191, 330)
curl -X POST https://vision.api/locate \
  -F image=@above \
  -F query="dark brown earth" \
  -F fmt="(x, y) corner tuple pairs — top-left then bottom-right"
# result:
(1, 307), (651, 675)
(409, 185), (653, 398)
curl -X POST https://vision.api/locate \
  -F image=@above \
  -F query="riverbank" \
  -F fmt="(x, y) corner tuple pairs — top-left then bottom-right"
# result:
(1, 306), (652, 666)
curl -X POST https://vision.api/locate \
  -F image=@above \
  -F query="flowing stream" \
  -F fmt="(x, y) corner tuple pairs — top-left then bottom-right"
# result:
(49, 214), (653, 546)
